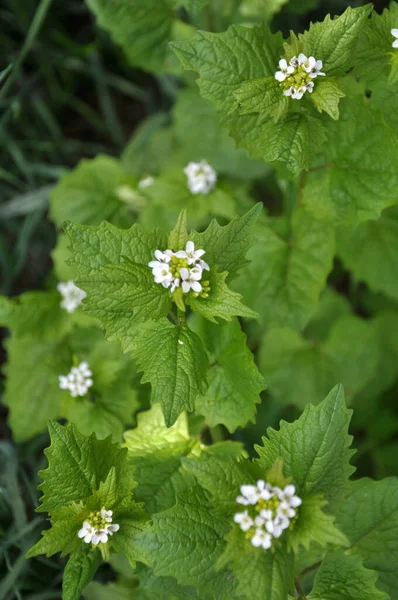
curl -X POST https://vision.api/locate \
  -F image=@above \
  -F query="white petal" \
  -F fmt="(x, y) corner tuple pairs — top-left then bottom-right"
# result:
(109, 523), (119, 533)
(84, 532), (93, 543)
(181, 281), (190, 294)
(393, 39), (398, 48)
(190, 267), (202, 281)
(174, 250), (188, 258)
(290, 496), (302, 507)
(191, 281), (202, 293)
(251, 534), (262, 547)
(284, 485), (295, 496)
(298, 53), (307, 65)
(391, 28), (398, 37)
(186, 241), (194, 254)
(275, 71), (286, 82)
(279, 58), (288, 70)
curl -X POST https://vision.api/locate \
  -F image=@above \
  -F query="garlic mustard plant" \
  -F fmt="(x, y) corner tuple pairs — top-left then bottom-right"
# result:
(78, 508), (120, 545)
(58, 362), (93, 397)
(275, 53), (325, 100)
(57, 281), (86, 313)
(184, 160), (217, 194)
(234, 480), (302, 549)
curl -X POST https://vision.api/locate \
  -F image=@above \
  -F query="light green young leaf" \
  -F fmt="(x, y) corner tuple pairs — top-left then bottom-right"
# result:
(287, 494), (348, 553)
(335, 478), (398, 599)
(337, 206), (398, 301)
(189, 268), (258, 323)
(259, 314), (380, 409)
(132, 322), (208, 426)
(218, 527), (295, 600)
(124, 406), (197, 513)
(255, 385), (355, 503)
(233, 77), (289, 122)
(296, 5), (373, 76)
(302, 95), (398, 226)
(62, 550), (102, 600)
(310, 78), (345, 120)
(191, 203), (263, 280)
(194, 317), (265, 432)
(237, 210), (335, 331)
(37, 421), (135, 514)
(50, 155), (139, 228)
(168, 209), (189, 251)
(309, 549), (388, 600)
(134, 486), (232, 590)
(172, 25), (323, 173)
(355, 3), (398, 85)
(239, 0), (288, 20)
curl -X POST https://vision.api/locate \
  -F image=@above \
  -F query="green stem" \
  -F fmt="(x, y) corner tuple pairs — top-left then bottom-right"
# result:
(0, 0), (53, 102)
(177, 307), (186, 326)
(294, 576), (307, 599)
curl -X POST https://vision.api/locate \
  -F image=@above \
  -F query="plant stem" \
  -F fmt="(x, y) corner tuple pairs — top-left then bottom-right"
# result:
(300, 560), (322, 578)
(294, 576), (307, 599)
(0, 0), (53, 102)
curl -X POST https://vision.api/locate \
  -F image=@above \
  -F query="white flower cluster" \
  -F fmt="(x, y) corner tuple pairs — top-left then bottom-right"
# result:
(234, 480), (302, 550)
(78, 508), (120, 545)
(184, 160), (217, 195)
(392, 29), (398, 48)
(57, 281), (86, 313)
(59, 361), (93, 397)
(148, 241), (210, 296)
(275, 53), (325, 100)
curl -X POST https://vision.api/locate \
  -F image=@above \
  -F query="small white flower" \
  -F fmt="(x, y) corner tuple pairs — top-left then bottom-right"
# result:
(305, 56), (325, 78)
(291, 86), (306, 100)
(180, 267), (203, 294)
(391, 29), (398, 48)
(277, 484), (302, 508)
(175, 241), (206, 266)
(275, 58), (295, 82)
(184, 160), (217, 195)
(78, 508), (120, 546)
(289, 56), (299, 67)
(78, 522), (95, 544)
(257, 480), (273, 500)
(277, 502), (296, 520)
(152, 264), (173, 288)
(234, 510), (254, 532)
(57, 281), (86, 313)
(116, 184), (136, 202)
(138, 176), (154, 189)
(251, 528), (272, 549)
(298, 53), (308, 66)
(104, 523), (120, 535)
(170, 278), (180, 293)
(306, 81), (315, 93)
(254, 515), (265, 527)
(59, 362), (93, 398)
(237, 484), (260, 506)
(284, 86), (296, 97)
(148, 249), (173, 268)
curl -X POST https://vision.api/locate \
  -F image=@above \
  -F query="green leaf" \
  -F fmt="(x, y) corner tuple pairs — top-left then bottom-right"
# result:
(168, 209), (189, 251)
(172, 88), (269, 181)
(37, 421), (135, 514)
(337, 206), (398, 301)
(64, 221), (169, 351)
(287, 494), (348, 553)
(86, 0), (188, 74)
(134, 486), (233, 591)
(233, 77), (289, 122)
(189, 268), (258, 323)
(182, 443), (248, 514)
(50, 155), (138, 228)
(355, 3), (398, 85)
(296, 5), (373, 77)
(3, 337), (70, 442)
(310, 78), (345, 120)
(194, 317), (265, 432)
(255, 385), (355, 503)
(259, 314), (380, 409)
(335, 478), (398, 599)
(132, 321), (208, 426)
(192, 203), (263, 280)
(62, 550), (101, 600)
(237, 210), (335, 331)
(309, 549), (388, 600)
(239, 0), (288, 20)
(27, 502), (86, 558)
(218, 527), (295, 600)
(302, 95), (398, 226)
(124, 406), (197, 513)
(4, 290), (73, 341)
(171, 25), (324, 174)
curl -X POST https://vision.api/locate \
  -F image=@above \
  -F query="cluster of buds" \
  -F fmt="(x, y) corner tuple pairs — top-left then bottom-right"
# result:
(234, 480), (302, 550)
(275, 53), (325, 100)
(184, 160), (217, 195)
(57, 281), (86, 313)
(148, 241), (210, 297)
(58, 361), (93, 397)
(78, 508), (119, 545)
